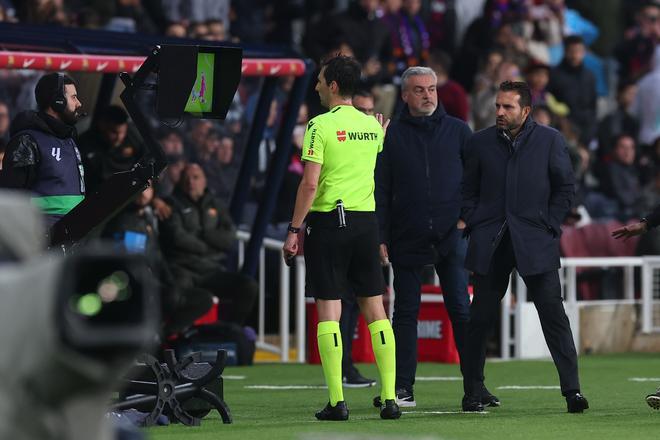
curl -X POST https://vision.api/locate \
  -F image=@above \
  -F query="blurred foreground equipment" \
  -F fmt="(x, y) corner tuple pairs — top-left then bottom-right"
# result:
(113, 349), (232, 425)
(0, 191), (159, 440)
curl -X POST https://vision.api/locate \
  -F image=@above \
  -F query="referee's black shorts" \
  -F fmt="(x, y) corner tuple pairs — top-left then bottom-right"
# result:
(304, 210), (385, 300)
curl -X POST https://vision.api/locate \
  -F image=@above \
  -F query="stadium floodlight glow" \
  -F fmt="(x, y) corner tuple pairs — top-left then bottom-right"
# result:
(0, 191), (159, 440)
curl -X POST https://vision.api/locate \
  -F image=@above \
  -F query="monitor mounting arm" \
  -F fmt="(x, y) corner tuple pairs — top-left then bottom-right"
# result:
(49, 46), (167, 249)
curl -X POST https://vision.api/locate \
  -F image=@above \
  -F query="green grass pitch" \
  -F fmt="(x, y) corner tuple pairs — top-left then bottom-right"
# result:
(147, 353), (660, 440)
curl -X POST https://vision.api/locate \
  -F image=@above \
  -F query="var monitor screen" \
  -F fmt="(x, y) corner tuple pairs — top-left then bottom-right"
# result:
(157, 45), (242, 120)
(185, 52), (215, 114)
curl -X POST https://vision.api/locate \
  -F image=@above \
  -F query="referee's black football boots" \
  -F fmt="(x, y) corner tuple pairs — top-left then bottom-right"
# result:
(646, 388), (660, 410)
(379, 399), (402, 419)
(315, 401), (349, 421)
(566, 392), (589, 413)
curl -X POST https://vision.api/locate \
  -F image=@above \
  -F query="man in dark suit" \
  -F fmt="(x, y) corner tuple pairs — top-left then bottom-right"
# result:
(461, 81), (589, 413)
(375, 66), (497, 408)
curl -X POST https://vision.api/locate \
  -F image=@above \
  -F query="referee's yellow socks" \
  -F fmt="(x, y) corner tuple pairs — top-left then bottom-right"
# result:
(317, 320), (344, 406)
(368, 319), (396, 401)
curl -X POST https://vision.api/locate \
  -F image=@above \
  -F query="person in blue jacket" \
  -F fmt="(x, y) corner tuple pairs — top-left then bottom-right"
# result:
(375, 66), (497, 409)
(461, 80), (588, 413)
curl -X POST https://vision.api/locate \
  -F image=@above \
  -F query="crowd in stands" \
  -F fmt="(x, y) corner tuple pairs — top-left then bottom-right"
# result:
(0, 0), (660, 305)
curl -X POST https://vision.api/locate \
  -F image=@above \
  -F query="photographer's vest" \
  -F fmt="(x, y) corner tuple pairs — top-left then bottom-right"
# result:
(19, 129), (85, 218)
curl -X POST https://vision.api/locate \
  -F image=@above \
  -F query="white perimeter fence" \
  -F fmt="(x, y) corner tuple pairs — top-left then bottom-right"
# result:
(237, 231), (660, 362)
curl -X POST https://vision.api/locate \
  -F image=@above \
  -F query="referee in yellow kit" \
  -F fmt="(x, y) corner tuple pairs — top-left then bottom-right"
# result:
(283, 55), (400, 421)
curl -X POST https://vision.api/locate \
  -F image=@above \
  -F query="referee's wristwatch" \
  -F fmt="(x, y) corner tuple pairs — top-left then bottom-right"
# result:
(287, 223), (301, 234)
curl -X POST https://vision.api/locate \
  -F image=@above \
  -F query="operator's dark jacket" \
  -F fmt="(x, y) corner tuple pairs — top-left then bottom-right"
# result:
(160, 188), (236, 281)
(376, 104), (472, 266)
(0, 110), (78, 188)
(461, 118), (575, 276)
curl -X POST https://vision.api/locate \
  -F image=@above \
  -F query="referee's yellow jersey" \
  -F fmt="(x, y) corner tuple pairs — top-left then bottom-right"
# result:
(302, 105), (384, 212)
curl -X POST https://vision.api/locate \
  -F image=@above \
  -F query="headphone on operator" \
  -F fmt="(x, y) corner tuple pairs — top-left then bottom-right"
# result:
(51, 72), (66, 113)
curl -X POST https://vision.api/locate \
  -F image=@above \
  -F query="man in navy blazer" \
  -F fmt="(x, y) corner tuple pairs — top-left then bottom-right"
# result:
(461, 81), (589, 413)
(375, 66), (496, 409)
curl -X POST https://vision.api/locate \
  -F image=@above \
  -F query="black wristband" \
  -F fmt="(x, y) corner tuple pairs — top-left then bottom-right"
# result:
(288, 223), (301, 234)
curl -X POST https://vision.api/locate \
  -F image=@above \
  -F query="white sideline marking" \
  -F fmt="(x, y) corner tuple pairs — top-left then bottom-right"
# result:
(415, 376), (463, 381)
(245, 385), (327, 390)
(629, 377), (660, 382)
(497, 385), (560, 390)
(223, 375), (246, 380)
(403, 410), (489, 415)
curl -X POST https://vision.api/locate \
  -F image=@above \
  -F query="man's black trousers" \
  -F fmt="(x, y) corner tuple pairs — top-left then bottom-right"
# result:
(392, 237), (471, 391)
(463, 230), (581, 397)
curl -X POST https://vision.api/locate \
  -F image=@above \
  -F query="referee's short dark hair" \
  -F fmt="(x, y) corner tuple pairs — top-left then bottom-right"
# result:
(321, 55), (361, 98)
(499, 80), (532, 109)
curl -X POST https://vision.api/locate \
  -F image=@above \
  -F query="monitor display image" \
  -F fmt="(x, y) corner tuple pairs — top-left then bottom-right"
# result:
(184, 52), (215, 115)
(157, 44), (242, 120)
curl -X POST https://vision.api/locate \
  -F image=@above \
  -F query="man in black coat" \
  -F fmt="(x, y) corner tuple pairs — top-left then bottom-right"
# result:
(375, 66), (496, 408)
(461, 81), (589, 413)
(160, 163), (257, 326)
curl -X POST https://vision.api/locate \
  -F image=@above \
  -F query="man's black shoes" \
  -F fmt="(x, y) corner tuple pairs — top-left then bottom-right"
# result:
(315, 401), (349, 421)
(646, 389), (660, 410)
(566, 393), (589, 413)
(380, 399), (402, 419)
(373, 388), (416, 408)
(462, 395), (485, 412)
(481, 385), (501, 407)
(343, 367), (377, 388)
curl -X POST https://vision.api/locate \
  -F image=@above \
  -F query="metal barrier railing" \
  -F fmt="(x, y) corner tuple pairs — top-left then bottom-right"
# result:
(237, 229), (660, 363)
(237, 230), (305, 362)
(500, 256), (660, 359)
